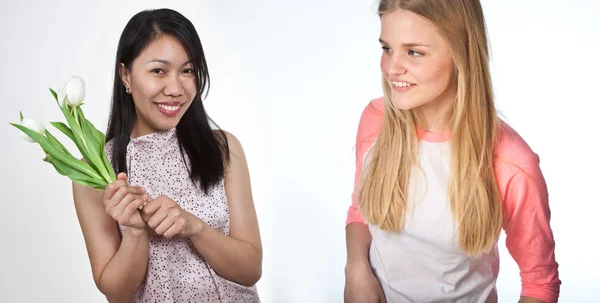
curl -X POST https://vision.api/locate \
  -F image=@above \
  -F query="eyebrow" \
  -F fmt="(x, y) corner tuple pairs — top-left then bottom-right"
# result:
(147, 59), (193, 66)
(379, 38), (430, 48)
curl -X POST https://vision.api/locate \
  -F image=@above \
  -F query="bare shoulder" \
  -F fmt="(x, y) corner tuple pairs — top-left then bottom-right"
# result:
(217, 130), (245, 158)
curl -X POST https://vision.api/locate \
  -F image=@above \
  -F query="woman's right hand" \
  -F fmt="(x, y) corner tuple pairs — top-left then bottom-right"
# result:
(344, 265), (386, 303)
(102, 172), (149, 230)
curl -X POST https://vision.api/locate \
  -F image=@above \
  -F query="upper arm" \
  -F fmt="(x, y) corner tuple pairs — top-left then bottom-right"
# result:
(222, 131), (262, 256)
(346, 101), (383, 226)
(72, 182), (121, 289)
(501, 162), (560, 303)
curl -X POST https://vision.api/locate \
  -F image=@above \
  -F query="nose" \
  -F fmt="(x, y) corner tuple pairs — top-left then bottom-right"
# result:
(385, 54), (408, 77)
(163, 74), (184, 97)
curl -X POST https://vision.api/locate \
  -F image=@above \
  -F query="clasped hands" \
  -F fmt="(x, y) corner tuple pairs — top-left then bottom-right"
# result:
(102, 172), (204, 239)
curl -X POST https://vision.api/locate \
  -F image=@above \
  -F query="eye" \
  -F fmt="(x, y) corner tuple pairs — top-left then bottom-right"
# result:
(408, 50), (424, 57)
(151, 68), (165, 74)
(182, 68), (195, 74)
(381, 46), (392, 53)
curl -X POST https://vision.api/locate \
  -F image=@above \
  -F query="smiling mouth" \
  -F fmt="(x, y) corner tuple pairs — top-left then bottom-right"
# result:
(154, 102), (186, 117)
(156, 103), (182, 111)
(392, 81), (415, 88)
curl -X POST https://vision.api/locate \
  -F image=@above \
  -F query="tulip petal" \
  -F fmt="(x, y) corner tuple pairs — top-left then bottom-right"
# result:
(65, 76), (85, 107)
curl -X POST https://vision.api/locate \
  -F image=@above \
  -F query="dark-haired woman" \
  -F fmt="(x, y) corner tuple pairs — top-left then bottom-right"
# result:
(73, 9), (261, 303)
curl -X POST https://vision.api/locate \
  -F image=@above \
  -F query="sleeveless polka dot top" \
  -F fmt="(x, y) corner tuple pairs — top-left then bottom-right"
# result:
(105, 128), (260, 303)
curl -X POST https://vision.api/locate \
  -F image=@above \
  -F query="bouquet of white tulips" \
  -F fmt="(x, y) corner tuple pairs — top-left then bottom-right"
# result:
(10, 76), (116, 190)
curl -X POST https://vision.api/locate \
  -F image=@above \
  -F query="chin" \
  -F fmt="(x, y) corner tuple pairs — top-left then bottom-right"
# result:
(390, 98), (420, 111)
(153, 119), (181, 132)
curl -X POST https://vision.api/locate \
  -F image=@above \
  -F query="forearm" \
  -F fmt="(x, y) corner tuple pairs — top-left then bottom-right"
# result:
(518, 297), (546, 303)
(99, 227), (149, 303)
(190, 221), (261, 287)
(345, 222), (373, 275)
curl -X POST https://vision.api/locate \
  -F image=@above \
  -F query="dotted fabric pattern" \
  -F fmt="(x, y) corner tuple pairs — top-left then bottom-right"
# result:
(105, 128), (260, 303)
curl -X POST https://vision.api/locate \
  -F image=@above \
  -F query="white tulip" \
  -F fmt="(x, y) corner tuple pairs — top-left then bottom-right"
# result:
(19, 117), (46, 142)
(64, 76), (86, 107)
(56, 87), (67, 104)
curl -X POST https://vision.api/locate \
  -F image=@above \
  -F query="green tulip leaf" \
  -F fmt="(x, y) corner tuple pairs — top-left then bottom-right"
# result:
(76, 107), (112, 183)
(45, 130), (72, 156)
(49, 88), (58, 102)
(43, 155), (67, 176)
(59, 98), (93, 164)
(10, 123), (103, 180)
(50, 122), (76, 142)
(46, 153), (105, 187)
(75, 107), (116, 181)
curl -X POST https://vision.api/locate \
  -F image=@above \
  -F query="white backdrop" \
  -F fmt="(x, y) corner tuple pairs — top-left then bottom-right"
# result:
(1, 0), (598, 302)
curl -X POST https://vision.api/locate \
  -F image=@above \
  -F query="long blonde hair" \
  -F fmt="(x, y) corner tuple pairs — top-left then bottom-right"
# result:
(359, 0), (502, 256)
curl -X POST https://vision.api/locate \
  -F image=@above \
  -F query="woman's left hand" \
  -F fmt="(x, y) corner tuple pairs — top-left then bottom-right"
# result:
(140, 196), (204, 239)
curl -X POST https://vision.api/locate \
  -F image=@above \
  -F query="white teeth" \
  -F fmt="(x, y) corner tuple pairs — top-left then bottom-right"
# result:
(157, 104), (181, 111)
(392, 81), (412, 88)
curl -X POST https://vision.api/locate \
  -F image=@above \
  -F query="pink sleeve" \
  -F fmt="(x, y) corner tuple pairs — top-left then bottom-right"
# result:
(346, 100), (383, 226)
(499, 155), (561, 303)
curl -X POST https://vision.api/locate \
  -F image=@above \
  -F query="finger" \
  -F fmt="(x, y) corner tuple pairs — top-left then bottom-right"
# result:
(140, 196), (166, 219)
(139, 195), (153, 221)
(110, 186), (146, 218)
(110, 185), (145, 208)
(154, 215), (175, 236)
(110, 192), (138, 220)
(104, 183), (129, 212)
(163, 221), (182, 239)
(146, 205), (169, 229)
(103, 180), (128, 203)
(117, 172), (128, 181)
(121, 196), (147, 222)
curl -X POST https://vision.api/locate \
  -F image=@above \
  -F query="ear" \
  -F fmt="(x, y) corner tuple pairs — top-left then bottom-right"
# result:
(119, 63), (131, 90)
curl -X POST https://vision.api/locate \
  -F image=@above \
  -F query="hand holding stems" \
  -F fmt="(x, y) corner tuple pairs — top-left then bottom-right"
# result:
(103, 172), (150, 230)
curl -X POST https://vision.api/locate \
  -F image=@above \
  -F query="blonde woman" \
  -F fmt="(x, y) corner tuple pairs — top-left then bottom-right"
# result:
(344, 1), (560, 302)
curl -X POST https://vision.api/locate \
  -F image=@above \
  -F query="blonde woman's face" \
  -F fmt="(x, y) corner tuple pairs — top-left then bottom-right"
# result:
(380, 9), (456, 113)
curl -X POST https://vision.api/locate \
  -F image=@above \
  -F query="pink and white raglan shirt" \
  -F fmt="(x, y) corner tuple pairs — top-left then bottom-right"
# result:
(346, 98), (560, 303)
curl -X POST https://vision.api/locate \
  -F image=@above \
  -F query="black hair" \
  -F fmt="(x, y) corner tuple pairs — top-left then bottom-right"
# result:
(105, 8), (229, 193)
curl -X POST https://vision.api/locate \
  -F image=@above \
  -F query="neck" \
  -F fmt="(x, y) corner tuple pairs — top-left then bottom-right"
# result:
(131, 120), (159, 139)
(417, 89), (456, 132)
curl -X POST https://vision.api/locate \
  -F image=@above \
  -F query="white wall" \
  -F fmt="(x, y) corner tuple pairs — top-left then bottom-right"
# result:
(0, 0), (598, 302)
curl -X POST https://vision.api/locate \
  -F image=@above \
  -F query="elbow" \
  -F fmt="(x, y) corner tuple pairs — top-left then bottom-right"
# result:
(96, 276), (135, 303)
(240, 260), (263, 287)
(239, 269), (262, 287)
(103, 291), (135, 303)
(235, 257), (262, 287)
(96, 283), (121, 303)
